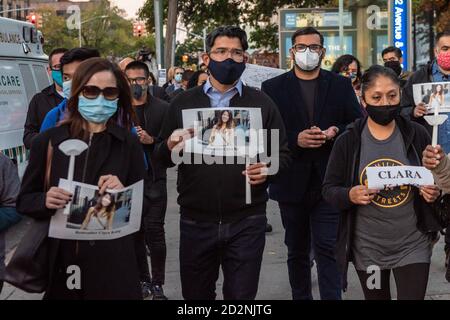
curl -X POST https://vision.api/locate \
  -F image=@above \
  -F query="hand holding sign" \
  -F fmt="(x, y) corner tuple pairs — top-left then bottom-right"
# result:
(167, 128), (195, 152)
(413, 103), (427, 118)
(349, 185), (379, 205)
(422, 145), (445, 170)
(419, 185), (440, 203)
(243, 162), (268, 186)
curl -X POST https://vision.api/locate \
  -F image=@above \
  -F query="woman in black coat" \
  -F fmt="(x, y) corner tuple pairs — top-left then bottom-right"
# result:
(16, 58), (146, 300)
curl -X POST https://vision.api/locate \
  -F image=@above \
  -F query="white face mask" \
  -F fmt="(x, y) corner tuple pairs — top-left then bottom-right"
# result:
(62, 80), (72, 99)
(101, 197), (111, 207)
(294, 49), (321, 71)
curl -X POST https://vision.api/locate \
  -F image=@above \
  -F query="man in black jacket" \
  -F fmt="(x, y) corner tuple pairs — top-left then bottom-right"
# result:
(401, 31), (450, 132)
(401, 30), (450, 272)
(125, 61), (169, 300)
(261, 27), (362, 300)
(154, 26), (290, 300)
(23, 47), (68, 149)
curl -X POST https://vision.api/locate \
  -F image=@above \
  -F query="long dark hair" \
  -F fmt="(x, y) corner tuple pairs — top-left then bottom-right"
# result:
(61, 57), (136, 140)
(94, 193), (115, 214)
(433, 84), (444, 97)
(215, 110), (234, 129)
(187, 70), (207, 89)
(331, 54), (362, 82)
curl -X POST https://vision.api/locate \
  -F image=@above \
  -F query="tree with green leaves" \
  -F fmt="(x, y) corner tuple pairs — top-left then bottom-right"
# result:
(138, 0), (329, 63)
(38, 0), (155, 59)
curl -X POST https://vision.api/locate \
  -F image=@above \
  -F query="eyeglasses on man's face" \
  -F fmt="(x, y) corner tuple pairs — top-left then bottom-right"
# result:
(292, 44), (323, 53)
(127, 77), (147, 85)
(209, 48), (245, 62)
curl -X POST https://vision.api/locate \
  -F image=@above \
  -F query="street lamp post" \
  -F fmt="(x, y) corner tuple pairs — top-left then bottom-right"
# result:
(79, 15), (108, 47)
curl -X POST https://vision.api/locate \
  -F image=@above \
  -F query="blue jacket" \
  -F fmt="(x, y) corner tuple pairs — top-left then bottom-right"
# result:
(40, 99), (67, 133)
(261, 69), (363, 204)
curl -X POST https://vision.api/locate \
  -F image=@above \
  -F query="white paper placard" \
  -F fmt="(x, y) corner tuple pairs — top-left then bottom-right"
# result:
(49, 179), (143, 240)
(182, 107), (264, 157)
(367, 166), (434, 189)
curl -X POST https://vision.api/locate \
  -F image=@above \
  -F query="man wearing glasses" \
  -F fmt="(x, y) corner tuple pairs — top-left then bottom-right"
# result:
(155, 26), (290, 300)
(23, 48), (68, 149)
(125, 61), (169, 300)
(261, 27), (362, 300)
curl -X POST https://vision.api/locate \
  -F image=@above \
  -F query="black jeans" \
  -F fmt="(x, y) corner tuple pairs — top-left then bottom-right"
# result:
(142, 196), (167, 285)
(356, 263), (430, 300)
(279, 194), (342, 300)
(179, 214), (267, 300)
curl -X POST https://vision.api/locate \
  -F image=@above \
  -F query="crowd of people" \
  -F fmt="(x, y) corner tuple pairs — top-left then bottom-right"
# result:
(0, 24), (450, 301)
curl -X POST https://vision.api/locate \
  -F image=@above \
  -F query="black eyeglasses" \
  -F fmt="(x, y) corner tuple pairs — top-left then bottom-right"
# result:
(81, 86), (120, 101)
(292, 44), (323, 53)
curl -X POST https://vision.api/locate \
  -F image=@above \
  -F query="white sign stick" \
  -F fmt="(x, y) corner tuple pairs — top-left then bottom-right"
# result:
(245, 156), (251, 205)
(59, 139), (89, 214)
(424, 100), (448, 147)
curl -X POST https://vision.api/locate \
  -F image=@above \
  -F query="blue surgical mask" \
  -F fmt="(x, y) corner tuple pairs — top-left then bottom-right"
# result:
(174, 74), (183, 83)
(52, 70), (63, 87)
(62, 80), (72, 99)
(78, 95), (118, 124)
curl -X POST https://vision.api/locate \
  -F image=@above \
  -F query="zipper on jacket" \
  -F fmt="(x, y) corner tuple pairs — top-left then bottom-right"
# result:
(81, 133), (94, 184)
(76, 132), (93, 256)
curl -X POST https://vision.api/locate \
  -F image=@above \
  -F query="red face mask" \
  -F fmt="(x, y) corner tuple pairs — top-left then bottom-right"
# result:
(437, 51), (450, 71)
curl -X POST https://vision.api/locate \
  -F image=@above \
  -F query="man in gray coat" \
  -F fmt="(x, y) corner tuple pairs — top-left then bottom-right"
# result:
(0, 154), (21, 294)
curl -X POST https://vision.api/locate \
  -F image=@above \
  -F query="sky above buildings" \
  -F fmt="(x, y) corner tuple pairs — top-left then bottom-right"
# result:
(111, 0), (145, 19)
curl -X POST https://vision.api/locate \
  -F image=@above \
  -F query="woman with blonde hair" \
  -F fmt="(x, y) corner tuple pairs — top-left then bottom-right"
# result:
(81, 193), (115, 230)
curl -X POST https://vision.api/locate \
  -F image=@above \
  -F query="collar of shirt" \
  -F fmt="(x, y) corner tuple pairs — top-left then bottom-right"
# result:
(432, 60), (450, 82)
(203, 78), (243, 108)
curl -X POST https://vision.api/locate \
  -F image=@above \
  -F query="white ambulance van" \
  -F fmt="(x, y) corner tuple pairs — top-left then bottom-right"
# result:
(0, 17), (51, 176)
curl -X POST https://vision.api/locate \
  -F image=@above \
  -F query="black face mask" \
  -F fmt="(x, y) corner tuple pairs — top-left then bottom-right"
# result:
(207, 58), (246, 85)
(365, 103), (401, 125)
(131, 84), (146, 100)
(384, 60), (402, 76)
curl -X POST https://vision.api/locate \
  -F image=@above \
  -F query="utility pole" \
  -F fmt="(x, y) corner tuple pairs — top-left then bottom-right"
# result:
(164, 0), (177, 69)
(154, 0), (164, 68)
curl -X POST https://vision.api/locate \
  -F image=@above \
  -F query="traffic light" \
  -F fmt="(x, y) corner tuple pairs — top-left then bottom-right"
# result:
(26, 12), (37, 26)
(133, 22), (147, 37)
(182, 55), (189, 63)
(26, 12), (42, 28)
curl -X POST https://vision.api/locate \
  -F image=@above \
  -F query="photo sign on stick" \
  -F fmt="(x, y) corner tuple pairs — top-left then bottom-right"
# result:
(413, 82), (449, 148)
(182, 107), (265, 205)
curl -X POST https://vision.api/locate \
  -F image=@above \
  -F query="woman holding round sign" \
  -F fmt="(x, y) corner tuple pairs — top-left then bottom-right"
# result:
(322, 65), (442, 300)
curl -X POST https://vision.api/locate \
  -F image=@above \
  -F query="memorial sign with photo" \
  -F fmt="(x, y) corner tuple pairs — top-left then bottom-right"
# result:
(182, 107), (264, 157)
(413, 82), (450, 152)
(48, 179), (144, 240)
